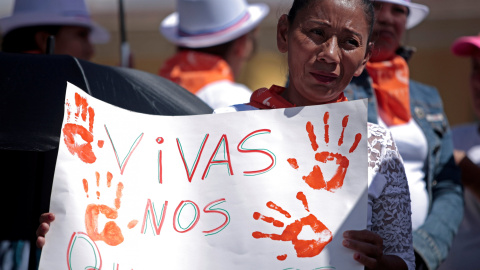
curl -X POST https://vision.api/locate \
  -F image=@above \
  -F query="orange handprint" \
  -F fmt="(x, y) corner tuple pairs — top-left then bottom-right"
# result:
(288, 112), (361, 192)
(63, 92), (103, 164)
(82, 171), (138, 246)
(252, 192), (332, 261)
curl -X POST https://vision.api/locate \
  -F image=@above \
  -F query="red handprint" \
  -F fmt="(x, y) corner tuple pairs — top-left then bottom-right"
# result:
(287, 112), (361, 192)
(252, 192), (332, 261)
(63, 92), (103, 164)
(83, 171), (138, 246)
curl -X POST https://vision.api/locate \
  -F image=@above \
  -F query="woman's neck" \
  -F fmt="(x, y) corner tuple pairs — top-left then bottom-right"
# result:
(281, 86), (343, 107)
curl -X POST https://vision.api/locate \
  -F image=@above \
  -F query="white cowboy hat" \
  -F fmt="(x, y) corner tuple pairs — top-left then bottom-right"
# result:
(160, 0), (269, 48)
(372, 0), (429, 29)
(0, 0), (110, 44)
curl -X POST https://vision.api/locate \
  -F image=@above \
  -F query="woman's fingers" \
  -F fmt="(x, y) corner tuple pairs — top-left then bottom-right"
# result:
(36, 213), (55, 248)
(39, 212), (55, 225)
(36, 236), (46, 249)
(36, 221), (50, 238)
(353, 251), (378, 269)
(343, 230), (383, 269)
(343, 237), (382, 260)
(344, 229), (382, 245)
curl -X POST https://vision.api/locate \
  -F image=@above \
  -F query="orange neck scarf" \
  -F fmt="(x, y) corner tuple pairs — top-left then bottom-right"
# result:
(248, 85), (348, 109)
(159, 50), (234, 94)
(366, 55), (411, 126)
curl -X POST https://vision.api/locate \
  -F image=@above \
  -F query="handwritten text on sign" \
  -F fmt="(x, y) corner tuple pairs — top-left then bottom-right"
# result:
(39, 83), (368, 270)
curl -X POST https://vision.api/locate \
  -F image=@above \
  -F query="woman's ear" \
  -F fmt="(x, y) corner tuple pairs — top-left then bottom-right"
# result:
(354, 41), (373, 77)
(231, 34), (249, 58)
(277, 14), (289, 53)
(34, 31), (51, 53)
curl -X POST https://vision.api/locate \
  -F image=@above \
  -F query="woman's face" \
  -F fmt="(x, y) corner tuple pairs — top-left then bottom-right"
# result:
(277, 0), (371, 106)
(370, 2), (408, 62)
(55, 26), (94, 61)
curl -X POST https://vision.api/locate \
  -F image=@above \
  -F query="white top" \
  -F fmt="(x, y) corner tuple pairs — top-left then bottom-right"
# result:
(216, 104), (415, 270)
(439, 123), (480, 270)
(196, 80), (252, 110)
(378, 117), (429, 230)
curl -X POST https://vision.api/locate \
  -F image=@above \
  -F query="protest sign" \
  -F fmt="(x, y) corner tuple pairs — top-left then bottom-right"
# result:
(39, 82), (368, 269)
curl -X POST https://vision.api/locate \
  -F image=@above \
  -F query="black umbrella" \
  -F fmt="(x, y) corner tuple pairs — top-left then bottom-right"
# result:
(0, 52), (213, 269)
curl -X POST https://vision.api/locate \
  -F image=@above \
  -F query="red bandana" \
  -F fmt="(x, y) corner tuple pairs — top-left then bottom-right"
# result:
(248, 85), (348, 109)
(366, 55), (411, 126)
(159, 50), (234, 94)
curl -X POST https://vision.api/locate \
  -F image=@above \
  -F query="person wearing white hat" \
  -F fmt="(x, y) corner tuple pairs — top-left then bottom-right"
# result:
(438, 34), (480, 270)
(0, 0), (110, 61)
(158, 0), (269, 109)
(344, 1), (464, 269)
(0, 1), (109, 268)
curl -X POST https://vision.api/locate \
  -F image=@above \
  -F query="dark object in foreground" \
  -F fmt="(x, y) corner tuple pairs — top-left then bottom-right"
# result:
(0, 52), (212, 269)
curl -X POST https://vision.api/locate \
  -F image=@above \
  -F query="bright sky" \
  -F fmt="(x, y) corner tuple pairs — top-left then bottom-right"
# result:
(0, 0), (173, 17)
(0, 0), (284, 17)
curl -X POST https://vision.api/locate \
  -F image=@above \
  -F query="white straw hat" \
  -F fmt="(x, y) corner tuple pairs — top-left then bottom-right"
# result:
(0, 0), (110, 44)
(372, 0), (429, 29)
(160, 0), (269, 48)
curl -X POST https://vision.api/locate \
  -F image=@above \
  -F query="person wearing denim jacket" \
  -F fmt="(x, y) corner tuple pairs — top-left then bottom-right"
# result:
(345, 69), (463, 269)
(344, 0), (463, 268)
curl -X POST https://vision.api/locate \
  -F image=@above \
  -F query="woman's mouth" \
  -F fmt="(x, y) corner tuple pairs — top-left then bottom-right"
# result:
(310, 72), (338, 84)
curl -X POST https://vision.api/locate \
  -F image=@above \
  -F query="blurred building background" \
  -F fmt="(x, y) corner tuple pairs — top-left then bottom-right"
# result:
(1, 0), (479, 125)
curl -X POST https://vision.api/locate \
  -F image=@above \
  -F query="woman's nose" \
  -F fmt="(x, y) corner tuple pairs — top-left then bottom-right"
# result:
(317, 37), (340, 64)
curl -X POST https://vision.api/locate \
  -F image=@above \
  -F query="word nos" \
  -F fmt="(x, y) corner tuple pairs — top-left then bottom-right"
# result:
(141, 198), (230, 237)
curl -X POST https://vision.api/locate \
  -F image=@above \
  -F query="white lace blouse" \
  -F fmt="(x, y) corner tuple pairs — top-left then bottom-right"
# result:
(367, 122), (415, 270)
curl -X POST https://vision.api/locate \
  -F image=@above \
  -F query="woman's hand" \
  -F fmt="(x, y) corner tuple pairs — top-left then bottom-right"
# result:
(343, 229), (407, 270)
(36, 213), (55, 248)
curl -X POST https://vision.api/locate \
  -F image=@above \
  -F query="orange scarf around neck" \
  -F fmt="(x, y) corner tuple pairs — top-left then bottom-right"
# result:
(248, 85), (347, 109)
(366, 56), (411, 126)
(159, 50), (234, 94)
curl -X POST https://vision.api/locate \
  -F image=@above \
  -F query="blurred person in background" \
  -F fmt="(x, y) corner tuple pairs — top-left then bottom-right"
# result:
(0, 0), (110, 61)
(344, 0), (463, 269)
(159, 0), (269, 109)
(0, 0), (109, 268)
(438, 33), (480, 270)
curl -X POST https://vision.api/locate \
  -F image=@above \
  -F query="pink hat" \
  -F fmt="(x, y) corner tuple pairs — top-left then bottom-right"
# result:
(451, 34), (480, 57)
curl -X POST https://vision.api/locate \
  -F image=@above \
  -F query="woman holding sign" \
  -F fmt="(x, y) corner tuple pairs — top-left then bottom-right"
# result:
(38, 0), (414, 268)
(215, 0), (414, 269)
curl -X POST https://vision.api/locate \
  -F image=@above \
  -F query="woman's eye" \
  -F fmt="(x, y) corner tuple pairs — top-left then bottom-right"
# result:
(393, 6), (408, 15)
(345, 38), (360, 48)
(311, 29), (325, 36)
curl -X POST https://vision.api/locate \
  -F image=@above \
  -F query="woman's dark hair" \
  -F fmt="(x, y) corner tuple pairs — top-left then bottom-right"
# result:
(286, 0), (375, 44)
(178, 29), (257, 60)
(178, 39), (236, 60)
(1, 25), (62, 53)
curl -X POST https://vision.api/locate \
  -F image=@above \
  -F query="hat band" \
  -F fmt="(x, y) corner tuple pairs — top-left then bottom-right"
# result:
(62, 11), (91, 18)
(178, 11), (250, 38)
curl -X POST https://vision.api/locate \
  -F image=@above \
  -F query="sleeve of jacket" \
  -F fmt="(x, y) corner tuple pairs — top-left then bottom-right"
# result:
(411, 82), (464, 270)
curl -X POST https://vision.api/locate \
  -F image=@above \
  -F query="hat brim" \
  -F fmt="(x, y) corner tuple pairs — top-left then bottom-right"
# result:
(451, 36), (480, 57)
(372, 0), (429, 29)
(160, 3), (269, 48)
(0, 13), (110, 44)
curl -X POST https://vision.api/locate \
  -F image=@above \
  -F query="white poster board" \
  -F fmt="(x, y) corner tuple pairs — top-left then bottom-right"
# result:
(39, 82), (368, 270)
